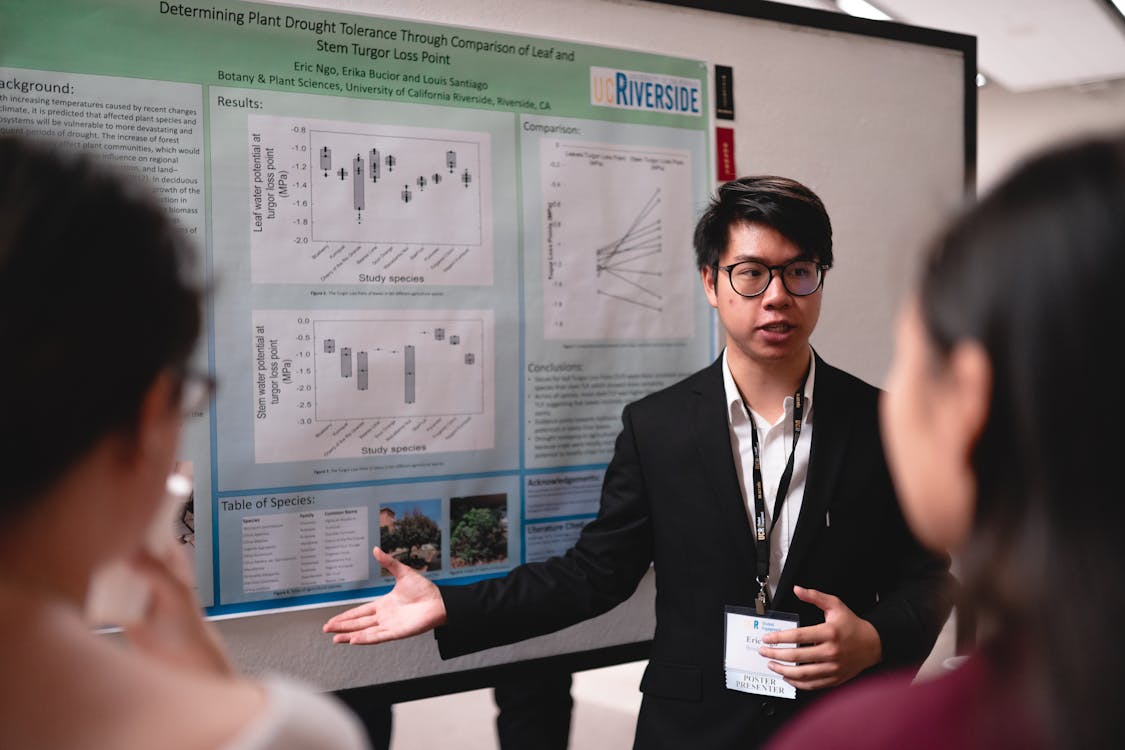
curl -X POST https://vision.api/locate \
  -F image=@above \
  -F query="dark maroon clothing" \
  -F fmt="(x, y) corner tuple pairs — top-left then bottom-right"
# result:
(766, 650), (1042, 750)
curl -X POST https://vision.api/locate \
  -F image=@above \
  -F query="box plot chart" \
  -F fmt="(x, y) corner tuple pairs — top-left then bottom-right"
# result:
(313, 318), (484, 422)
(252, 310), (494, 464)
(541, 140), (694, 340)
(311, 132), (480, 246)
(248, 115), (492, 285)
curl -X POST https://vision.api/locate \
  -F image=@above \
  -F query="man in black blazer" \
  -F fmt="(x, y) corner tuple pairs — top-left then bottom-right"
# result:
(325, 176), (954, 748)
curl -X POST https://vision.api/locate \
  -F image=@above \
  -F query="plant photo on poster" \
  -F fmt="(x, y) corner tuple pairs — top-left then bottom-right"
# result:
(378, 499), (443, 574)
(450, 493), (508, 569)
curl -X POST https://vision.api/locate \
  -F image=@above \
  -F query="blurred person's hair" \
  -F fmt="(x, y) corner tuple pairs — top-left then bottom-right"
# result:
(920, 132), (1125, 749)
(0, 135), (202, 519)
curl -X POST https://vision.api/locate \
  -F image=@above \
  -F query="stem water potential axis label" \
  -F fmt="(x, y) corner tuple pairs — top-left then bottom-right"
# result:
(248, 114), (492, 286)
(252, 309), (495, 463)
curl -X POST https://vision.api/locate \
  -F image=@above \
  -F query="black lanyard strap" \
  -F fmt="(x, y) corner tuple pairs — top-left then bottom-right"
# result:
(744, 365), (809, 613)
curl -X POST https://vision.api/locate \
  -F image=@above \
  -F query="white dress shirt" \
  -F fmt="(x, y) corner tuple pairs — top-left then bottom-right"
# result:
(722, 348), (815, 599)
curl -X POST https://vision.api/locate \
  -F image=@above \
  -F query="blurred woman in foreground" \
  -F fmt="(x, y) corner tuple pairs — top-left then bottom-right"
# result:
(0, 135), (369, 749)
(770, 132), (1125, 749)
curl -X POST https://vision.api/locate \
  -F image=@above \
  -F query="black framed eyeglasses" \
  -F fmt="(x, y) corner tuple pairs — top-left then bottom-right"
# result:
(177, 369), (216, 416)
(714, 259), (828, 298)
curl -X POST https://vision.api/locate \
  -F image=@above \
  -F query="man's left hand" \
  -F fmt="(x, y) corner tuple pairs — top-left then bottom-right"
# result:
(757, 585), (882, 690)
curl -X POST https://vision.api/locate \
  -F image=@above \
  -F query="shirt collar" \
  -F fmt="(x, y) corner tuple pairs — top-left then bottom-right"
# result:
(721, 348), (816, 424)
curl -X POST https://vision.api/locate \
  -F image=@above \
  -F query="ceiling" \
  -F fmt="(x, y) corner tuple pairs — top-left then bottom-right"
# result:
(772, 0), (1125, 92)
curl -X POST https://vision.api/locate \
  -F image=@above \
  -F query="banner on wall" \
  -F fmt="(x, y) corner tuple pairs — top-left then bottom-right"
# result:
(0, 0), (714, 616)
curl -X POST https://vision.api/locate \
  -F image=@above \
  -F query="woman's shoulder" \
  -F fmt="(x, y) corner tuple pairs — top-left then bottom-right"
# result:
(220, 674), (370, 750)
(768, 654), (1001, 750)
(0, 598), (266, 749)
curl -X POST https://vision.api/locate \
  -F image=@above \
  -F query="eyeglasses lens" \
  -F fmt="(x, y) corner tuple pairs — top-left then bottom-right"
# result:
(729, 261), (820, 297)
(782, 261), (820, 296)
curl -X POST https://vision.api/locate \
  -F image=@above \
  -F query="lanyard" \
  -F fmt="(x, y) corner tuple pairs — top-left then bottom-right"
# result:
(745, 366), (809, 614)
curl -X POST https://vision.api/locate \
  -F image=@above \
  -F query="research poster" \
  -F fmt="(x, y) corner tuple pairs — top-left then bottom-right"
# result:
(0, 0), (713, 615)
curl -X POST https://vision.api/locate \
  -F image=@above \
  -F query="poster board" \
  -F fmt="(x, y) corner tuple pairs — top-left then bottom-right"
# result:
(0, 0), (973, 698)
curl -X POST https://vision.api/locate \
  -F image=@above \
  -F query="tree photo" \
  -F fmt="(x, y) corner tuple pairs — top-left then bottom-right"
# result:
(378, 499), (443, 573)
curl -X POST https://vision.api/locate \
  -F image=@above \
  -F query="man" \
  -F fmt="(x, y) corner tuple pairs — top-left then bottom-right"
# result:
(324, 176), (954, 748)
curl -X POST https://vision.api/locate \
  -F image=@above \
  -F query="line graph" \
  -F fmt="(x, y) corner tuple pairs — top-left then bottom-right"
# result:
(540, 140), (694, 340)
(594, 189), (664, 311)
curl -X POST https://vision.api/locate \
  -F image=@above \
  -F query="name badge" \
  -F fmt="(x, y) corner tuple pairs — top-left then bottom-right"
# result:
(723, 605), (798, 700)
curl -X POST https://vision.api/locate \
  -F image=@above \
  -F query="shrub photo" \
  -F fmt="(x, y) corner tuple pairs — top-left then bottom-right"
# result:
(450, 493), (508, 568)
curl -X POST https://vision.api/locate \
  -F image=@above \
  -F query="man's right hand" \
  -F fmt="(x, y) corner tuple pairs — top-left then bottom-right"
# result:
(322, 547), (447, 644)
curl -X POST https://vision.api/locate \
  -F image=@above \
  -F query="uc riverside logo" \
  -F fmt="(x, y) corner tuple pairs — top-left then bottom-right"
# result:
(590, 66), (701, 116)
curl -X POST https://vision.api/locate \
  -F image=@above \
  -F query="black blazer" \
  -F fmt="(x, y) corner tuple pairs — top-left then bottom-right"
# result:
(437, 354), (954, 748)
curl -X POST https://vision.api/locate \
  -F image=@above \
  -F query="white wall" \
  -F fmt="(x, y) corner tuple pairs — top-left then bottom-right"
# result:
(978, 78), (1125, 192)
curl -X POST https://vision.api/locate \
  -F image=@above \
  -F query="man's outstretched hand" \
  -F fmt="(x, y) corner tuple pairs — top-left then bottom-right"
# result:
(323, 547), (447, 644)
